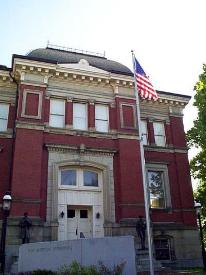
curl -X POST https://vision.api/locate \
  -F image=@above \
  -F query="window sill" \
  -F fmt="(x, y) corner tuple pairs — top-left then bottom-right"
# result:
(150, 207), (172, 213)
(59, 186), (102, 192)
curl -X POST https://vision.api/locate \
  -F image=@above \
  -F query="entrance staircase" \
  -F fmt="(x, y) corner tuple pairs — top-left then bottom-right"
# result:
(135, 237), (164, 272)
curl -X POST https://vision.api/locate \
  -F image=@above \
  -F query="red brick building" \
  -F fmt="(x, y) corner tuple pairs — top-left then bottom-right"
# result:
(0, 46), (202, 269)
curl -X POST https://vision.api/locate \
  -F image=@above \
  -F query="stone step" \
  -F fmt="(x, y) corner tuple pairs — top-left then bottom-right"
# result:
(135, 248), (163, 272)
(10, 261), (18, 274)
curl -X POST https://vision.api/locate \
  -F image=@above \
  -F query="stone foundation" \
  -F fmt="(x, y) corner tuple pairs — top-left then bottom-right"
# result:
(1, 218), (203, 272)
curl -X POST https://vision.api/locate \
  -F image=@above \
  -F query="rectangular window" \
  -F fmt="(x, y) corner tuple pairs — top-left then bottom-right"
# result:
(154, 239), (171, 260)
(148, 170), (166, 208)
(95, 105), (109, 132)
(0, 104), (9, 132)
(73, 103), (87, 130)
(153, 122), (165, 147)
(140, 120), (148, 145)
(49, 99), (65, 128)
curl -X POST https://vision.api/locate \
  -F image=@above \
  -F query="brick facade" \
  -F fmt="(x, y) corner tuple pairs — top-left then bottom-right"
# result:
(0, 48), (202, 269)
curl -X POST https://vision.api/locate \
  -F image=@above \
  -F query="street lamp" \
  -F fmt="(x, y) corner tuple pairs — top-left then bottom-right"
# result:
(194, 201), (206, 271)
(0, 193), (12, 274)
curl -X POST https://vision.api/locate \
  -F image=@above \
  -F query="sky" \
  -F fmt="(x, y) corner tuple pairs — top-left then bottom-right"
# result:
(1, 0), (205, 187)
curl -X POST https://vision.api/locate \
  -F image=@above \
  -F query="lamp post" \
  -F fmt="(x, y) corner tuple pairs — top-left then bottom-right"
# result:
(194, 201), (206, 271)
(0, 194), (12, 274)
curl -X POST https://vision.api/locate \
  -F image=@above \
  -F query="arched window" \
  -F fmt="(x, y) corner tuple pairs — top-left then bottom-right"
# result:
(60, 167), (100, 189)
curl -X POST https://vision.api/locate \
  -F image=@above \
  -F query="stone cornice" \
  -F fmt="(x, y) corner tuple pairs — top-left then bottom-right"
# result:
(12, 57), (191, 108)
(45, 143), (117, 156)
(144, 145), (188, 154)
(0, 70), (15, 86)
(13, 58), (134, 88)
(15, 121), (139, 140)
(0, 130), (13, 138)
(16, 121), (45, 131)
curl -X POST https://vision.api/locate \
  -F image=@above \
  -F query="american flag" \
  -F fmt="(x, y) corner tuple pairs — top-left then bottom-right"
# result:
(134, 57), (158, 100)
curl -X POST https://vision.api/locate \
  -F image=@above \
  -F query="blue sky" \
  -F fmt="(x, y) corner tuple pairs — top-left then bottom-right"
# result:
(1, 0), (206, 175)
(1, 0), (206, 96)
(0, 0), (206, 133)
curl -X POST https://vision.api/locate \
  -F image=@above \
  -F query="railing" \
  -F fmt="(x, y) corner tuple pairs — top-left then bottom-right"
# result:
(47, 42), (106, 58)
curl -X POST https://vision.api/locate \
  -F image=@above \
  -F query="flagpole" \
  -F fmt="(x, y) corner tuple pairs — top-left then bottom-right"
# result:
(131, 50), (154, 275)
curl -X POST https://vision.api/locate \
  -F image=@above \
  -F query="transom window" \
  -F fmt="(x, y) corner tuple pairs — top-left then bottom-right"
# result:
(0, 104), (9, 132)
(140, 120), (148, 145)
(60, 168), (99, 188)
(95, 105), (109, 133)
(61, 170), (76, 186)
(49, 99), (65, 128)
(73, 103), (87, 130)
(153, 122), (166, 147)
(83, 171), (98, 187)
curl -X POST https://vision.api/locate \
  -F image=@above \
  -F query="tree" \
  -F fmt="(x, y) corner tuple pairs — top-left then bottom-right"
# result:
(187, 64), (206, 242)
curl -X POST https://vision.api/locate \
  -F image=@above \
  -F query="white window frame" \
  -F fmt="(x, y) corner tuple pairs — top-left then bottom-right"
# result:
(153, 121), (166, 147)
(0, 103), (9, 132)
(49, 99), (65, 128)
(146, 163), (171, 209)
(140, 120), (148, 145)
(59, 167), (102, 191)
(95, 104), (109, 133)
(73, 103), (87, 130)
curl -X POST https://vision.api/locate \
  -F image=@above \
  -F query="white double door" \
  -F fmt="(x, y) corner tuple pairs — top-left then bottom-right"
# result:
(67, 207), (92, 240)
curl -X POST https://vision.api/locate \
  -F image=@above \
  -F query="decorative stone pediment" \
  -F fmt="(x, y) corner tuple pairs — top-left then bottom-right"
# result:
(58, 60), (109, 75)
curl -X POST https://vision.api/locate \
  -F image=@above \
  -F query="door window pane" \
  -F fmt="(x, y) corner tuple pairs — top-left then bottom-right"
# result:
(80, 210), (88, 218)
(73, 103), (87, 130)
(0, 104), (9, 132)
(67, 209), (75, 218)
(95, 105), (109, 132)
(61, 170), (76, 186)
(148, 170), (165, 208)
(83, 171), (98, 187)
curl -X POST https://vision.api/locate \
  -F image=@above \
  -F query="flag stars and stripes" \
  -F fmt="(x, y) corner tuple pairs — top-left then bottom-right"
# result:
(134, 57), (158, 100)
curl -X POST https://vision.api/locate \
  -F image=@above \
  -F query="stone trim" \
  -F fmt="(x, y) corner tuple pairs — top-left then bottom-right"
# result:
(47, 153), (116, 239)
(16, 121), (45, 131)
(20, 81), (47, 88)
(13, 198), (41, 204)
(144, 146), (188, 154)
(120, 103), (137, 129)
(146, 163), (172, 209)
(21, 89), (43, 119)
(152, 222), (197, 230)
(0, 132), (13, 138)
(45, 143), (116, 156)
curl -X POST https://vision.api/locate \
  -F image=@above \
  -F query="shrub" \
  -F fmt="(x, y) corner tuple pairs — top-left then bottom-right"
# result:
(98, 260), (126, 275)
(31, 270), (55, 275)
(56, 260), (126, 275)
(57, 261), (100, 275)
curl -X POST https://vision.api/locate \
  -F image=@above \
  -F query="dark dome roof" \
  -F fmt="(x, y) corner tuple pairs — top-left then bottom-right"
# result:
(27, 48), (133, 76)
